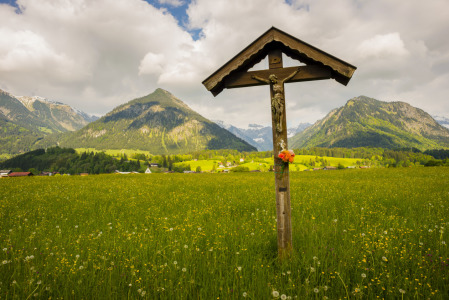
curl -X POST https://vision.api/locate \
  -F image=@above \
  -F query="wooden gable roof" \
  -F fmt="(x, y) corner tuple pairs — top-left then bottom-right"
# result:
(202, 27), (357, 96)
(8, 172), (32, 177)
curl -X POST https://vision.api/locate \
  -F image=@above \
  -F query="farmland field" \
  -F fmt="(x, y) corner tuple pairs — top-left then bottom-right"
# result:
(1, 168), (449, 299)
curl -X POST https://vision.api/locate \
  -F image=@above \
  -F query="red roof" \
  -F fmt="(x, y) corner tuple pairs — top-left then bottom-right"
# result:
(8, 172), (33, 177)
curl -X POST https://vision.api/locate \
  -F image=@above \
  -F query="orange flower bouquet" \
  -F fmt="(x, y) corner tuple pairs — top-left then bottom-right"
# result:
(278, 150), (295, 163)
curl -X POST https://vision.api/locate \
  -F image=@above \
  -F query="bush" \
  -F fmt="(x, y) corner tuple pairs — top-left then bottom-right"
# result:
(424, 159), (443, 167)
(173, 163), (191, 173)
(230, 166), (250, 172)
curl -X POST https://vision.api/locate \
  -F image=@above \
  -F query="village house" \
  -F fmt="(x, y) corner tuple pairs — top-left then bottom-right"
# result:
(39, 171), (60, 176)
(0, 170), (11, 177)
(324, 166), (337, 170)
(8, 172), (33, 177)
(115, 170), (131, 174)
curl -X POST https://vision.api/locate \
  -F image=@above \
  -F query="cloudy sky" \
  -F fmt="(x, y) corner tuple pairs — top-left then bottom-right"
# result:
(1, 0), (448, 128)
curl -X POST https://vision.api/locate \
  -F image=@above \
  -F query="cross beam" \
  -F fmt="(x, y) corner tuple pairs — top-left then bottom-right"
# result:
(224, 65), (332, 89)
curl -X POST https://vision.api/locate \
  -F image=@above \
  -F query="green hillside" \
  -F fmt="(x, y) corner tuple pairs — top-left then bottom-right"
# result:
(58, 89), (256, 154)
(0, 89), (93, 156)
(290, 96), (449, 150)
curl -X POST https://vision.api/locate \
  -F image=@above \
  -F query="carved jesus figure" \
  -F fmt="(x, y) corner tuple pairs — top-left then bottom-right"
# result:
(251, 68), (300, 133)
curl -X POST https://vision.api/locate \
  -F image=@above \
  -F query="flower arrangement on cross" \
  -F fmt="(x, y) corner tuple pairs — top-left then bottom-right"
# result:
(277, 139), (295, 164)
(278, 149), (295, 163)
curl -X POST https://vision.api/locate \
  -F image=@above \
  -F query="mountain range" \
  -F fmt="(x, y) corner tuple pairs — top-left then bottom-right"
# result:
(1, 89), (449, 158)
(0, 89), (97, 155)
(290, 96), (449, 150)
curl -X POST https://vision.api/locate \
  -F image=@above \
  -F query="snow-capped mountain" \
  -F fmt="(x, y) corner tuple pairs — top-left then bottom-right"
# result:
(214, 121), (311, 151)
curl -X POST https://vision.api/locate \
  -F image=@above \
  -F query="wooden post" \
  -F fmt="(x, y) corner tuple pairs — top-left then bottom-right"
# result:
(268, 50), (293, 259)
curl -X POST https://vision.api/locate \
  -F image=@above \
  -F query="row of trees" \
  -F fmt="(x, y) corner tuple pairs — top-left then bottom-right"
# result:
(0, 147), (141, 175)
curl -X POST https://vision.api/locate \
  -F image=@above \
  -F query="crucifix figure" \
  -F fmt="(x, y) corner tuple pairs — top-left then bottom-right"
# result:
(202, 27), (356, 260)
(252, 68), (300, 133)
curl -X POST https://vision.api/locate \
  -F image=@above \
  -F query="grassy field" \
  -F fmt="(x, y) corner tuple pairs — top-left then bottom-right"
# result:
(1, 168), (448, 299)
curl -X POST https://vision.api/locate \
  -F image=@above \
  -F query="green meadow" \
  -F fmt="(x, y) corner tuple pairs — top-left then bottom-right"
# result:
(1, 168), (448, 299)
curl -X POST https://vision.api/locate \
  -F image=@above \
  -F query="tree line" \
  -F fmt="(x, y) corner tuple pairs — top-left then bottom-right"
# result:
(0, 147), (141, 175)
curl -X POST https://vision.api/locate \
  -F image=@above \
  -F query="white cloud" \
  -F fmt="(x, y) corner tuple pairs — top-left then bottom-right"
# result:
(0, 0), (448, 129)
(139, 52), (166, 75)
(0, 28), (87, 81)
(357, 33), (409, 58)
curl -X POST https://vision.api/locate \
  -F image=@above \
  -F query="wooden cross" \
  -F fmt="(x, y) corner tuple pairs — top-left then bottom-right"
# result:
(203, 27), (356, 259)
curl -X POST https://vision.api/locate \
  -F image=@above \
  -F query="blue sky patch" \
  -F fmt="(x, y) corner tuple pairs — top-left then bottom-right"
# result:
(0, 0), (22, 13)
(143, 0), (202, 40)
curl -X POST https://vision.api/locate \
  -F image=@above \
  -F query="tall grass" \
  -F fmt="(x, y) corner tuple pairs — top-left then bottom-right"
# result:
(1, 168), (448, 299)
